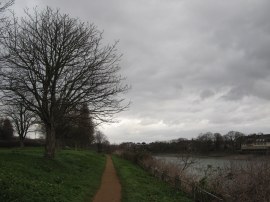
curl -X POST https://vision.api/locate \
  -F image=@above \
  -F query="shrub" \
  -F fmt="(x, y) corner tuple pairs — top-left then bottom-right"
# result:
(207, 159), (270, 202)
(120, 150), (152, 164)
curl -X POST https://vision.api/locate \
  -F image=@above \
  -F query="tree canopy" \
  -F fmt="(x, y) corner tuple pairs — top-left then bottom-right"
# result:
(0, 7), (129, 158)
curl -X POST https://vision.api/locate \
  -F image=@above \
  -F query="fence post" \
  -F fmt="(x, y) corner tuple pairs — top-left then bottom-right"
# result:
(174, 175), (181, 191)
(192, 184), (197, 201)
(161, 171), (165, 181)
(154, 168), (158, 177)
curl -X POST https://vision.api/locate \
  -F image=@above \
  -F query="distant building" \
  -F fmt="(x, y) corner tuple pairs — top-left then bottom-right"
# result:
(241, 134), (270, 153)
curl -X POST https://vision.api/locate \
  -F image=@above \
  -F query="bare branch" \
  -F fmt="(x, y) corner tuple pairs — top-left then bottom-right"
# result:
(0, 7), (129, 158)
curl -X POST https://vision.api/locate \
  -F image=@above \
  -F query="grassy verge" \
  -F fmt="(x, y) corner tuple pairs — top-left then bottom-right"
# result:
(112, 156), (192, 202)
(0, 147), (106, 202)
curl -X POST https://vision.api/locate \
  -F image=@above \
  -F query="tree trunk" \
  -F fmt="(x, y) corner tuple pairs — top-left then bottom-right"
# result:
(20, 139), (24, 148)
(44, 124), (56, 158)
(97, 143), (102, 153)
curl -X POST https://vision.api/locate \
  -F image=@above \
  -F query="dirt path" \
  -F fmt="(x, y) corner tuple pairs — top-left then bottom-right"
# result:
(93, 155), (121, 202)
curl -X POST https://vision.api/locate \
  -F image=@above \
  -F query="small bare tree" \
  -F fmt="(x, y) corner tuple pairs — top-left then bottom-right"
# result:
(177, 153), (197, 172)
(94, 131), (109, 153)
(0, 7), (128, 158)
(3, 102), (36, 147)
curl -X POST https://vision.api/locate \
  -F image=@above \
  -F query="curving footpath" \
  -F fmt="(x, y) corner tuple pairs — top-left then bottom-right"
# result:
(93, 155), (121, 202)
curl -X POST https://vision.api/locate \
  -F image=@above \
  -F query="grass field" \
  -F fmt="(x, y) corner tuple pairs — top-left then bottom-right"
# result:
(0, 147), (106, 202)
(112, 156), (193, 202)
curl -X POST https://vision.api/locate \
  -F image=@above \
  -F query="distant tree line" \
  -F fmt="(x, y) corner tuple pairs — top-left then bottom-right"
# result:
(120, 131), (263, 154)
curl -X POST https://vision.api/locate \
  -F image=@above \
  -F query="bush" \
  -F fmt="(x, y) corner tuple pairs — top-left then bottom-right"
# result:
(120, 150), (152, 164)
(0, 139), (45, 147)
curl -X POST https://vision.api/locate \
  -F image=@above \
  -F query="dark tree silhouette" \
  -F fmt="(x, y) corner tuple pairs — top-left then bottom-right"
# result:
(0, 7), (128, 158)
(224, 131), (244, 151)
(56, 103), (95, 149)
(1, 118), (13, 140)
(76, 103), (95, 147)
(3, 102), (36, 147)
(94, 131), (109, 153)
(0, 118), (4, 140)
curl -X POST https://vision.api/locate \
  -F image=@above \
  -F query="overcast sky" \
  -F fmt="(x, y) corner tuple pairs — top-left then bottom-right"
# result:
(11, 0), (270, 143)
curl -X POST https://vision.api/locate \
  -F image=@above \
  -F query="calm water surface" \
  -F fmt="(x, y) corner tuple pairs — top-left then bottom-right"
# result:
(155, 155), (248, 177)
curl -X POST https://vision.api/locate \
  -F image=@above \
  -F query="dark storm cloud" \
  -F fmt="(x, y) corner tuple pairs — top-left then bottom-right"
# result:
(12, 0), (270, 142)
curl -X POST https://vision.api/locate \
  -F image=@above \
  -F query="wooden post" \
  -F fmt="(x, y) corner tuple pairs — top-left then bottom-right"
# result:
(174, 175), (181, 190)
(154, 169), (158, 177)
(161, 171), (165, 181)
(192, 184), (197, 201)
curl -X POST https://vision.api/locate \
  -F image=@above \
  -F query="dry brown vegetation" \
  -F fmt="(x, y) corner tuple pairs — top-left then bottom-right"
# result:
(207, 159), (270, 202)
(119, 151), (270, 202)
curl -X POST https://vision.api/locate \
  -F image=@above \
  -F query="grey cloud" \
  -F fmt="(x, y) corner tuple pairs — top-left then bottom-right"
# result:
(222, 86), (251, 101)
(200, 89), (215, 100)
(12, 0), (270, 142)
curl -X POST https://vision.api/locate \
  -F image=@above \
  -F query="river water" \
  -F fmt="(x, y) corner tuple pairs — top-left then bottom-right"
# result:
(155, 155), (249, 177)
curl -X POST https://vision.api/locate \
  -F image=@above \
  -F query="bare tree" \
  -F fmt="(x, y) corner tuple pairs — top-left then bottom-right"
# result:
(94, 130), (109, 153)
(0, 0), (14, 17)
(224, 131), (244, 151)
(177, 153), (197, 172)
(3, 102), (36, 147)
(0, 7), (128, 158)
(0, 117), (13, 140)
(0, 0), (14, 32)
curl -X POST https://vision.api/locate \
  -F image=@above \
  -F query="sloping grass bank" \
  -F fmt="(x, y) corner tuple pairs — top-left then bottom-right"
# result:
(0, 147), (106, 202)
(112, 156), (192, 202)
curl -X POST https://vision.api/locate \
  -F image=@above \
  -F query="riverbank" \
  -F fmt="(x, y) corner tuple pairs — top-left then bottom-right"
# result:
(112, 155), (192, 202)
(154, 152), (266, 160)
(150, 152), (270, 201)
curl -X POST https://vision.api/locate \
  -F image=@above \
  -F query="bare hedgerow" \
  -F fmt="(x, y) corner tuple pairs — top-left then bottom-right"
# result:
(207, 158), (270, 202)
(139, 155), (197, 193)
(136, 153), (270, 201)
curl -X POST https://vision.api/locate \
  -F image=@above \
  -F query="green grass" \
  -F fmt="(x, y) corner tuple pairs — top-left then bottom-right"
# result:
(0, 147), (106, 202)
(112, 156), (193, 202)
